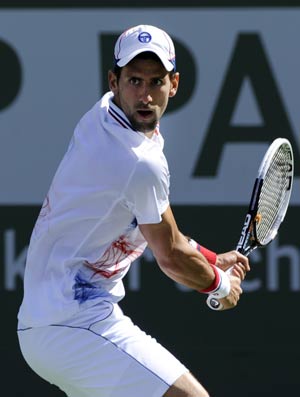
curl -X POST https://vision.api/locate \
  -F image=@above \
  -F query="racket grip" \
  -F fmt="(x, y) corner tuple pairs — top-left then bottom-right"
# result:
(206, 267), (233, 311)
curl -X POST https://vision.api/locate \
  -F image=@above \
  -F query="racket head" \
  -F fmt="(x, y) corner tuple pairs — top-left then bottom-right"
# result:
(208, 138), (294, 311)
(254, 138), (293, 246)
(237, 138), (294, 256)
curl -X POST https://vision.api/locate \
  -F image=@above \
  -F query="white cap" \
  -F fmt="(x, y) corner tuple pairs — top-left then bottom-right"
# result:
(114, 25), (176, 72)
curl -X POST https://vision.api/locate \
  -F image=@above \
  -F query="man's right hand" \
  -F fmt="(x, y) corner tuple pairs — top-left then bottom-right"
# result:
(217, 274), (243, 310)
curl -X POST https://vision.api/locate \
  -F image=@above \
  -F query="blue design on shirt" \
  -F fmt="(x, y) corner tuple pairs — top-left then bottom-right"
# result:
(73, 271), (109, 303)
(130, 217), (138, 229)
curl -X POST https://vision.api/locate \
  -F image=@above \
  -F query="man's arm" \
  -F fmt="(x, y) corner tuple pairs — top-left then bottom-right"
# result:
(139, 205), (250, 309)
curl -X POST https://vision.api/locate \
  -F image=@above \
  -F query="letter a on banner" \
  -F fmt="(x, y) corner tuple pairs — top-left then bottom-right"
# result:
(193, 33), (299, 177)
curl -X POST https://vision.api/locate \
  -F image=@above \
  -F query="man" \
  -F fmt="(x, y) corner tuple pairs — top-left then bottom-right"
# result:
(17, 25), (250, 397)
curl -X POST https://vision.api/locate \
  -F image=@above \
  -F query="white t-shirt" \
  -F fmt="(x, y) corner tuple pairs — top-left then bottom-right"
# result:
(18, 92), (170, 327)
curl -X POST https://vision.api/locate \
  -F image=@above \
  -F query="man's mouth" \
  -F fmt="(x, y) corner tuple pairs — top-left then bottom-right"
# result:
(137, 110), (153, 118)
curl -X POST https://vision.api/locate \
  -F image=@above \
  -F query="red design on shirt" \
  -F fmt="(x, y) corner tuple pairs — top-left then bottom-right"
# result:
(84, 235), (144, 279)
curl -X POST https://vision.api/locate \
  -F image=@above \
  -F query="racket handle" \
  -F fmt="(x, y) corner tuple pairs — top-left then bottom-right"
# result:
(206, 267), (233, 311)
(206, 295), (224, 310)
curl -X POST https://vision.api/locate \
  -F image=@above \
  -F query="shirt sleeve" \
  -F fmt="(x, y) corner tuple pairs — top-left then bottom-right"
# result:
(123, 157), (170, 225)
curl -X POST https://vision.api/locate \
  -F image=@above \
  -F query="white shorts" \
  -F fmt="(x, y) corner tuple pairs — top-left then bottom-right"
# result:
(17, 302), (188, 397)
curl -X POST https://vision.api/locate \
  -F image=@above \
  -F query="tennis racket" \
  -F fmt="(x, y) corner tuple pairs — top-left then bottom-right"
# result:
(207, 137), (294, 311)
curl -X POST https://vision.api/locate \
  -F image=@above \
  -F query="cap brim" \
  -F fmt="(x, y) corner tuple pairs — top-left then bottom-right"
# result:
(116, 47), (174, 72)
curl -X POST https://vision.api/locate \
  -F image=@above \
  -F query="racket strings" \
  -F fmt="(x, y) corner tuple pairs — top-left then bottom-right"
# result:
(256, 145), (292, 244)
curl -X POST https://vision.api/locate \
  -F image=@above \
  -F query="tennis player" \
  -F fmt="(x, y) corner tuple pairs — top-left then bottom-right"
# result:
(17, 24), (250, 397)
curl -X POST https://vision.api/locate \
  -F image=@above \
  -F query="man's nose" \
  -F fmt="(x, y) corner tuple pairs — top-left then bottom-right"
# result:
(139, 86), (153, 104)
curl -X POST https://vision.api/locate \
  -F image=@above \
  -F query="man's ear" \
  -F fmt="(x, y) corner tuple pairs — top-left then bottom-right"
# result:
(169, 72), (180, 98)
(108, 70), (118, 92)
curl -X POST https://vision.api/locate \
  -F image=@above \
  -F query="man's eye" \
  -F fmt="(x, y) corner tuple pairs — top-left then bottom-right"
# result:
(130, 78), (140, 85)
(153, 79), (163, 86)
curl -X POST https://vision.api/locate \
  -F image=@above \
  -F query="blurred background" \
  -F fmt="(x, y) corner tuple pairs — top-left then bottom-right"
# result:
(1, 1), (299, 396)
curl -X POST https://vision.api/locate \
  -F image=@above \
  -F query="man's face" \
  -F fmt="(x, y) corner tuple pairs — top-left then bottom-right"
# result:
(109, 57), (179, 136)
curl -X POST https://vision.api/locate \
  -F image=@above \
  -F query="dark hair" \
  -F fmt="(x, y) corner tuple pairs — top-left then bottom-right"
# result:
(113, 51), (176, 81)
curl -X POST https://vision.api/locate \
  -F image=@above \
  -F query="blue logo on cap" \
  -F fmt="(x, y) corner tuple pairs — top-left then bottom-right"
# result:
(138, 32), (152, 43)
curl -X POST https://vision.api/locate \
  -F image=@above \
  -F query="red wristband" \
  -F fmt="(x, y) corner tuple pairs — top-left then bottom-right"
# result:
(199, 245), (217, 265)
(199, 264), (220, 293)
(188, 238), (217, 265)
(188, 239), (228, 296)
(201, 265), (231, 298)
